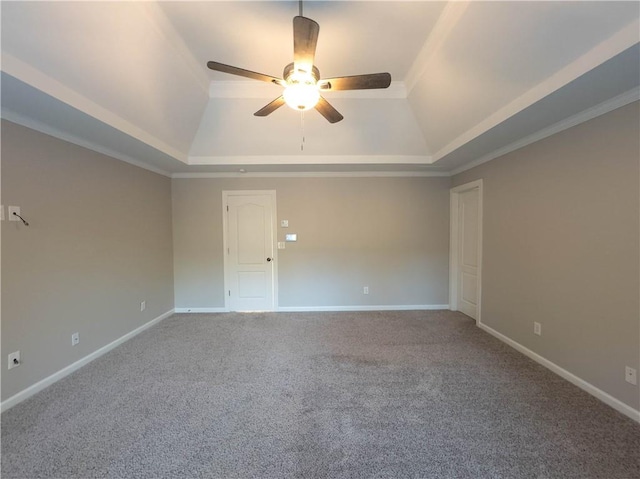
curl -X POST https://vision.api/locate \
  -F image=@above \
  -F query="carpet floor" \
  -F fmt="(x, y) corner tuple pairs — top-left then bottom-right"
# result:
(2, 310), (639, 478)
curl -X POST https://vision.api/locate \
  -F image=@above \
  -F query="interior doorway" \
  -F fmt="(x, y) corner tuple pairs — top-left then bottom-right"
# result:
(223, 190), (277, 311)
(449, 180), (483, 321)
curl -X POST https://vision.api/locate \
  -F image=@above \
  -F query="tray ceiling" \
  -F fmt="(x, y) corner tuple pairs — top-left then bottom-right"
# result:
(1, 1), (638, 176)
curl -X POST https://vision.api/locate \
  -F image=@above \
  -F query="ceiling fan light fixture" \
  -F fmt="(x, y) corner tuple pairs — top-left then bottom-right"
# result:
(283, 69), (320, 111)
(283, 83), (320, 111)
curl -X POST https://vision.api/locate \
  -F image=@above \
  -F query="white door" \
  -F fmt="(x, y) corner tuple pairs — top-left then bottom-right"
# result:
(450, 180), (482, 321)
(457, 188), (479, 319)
(224, 192), (276, 311)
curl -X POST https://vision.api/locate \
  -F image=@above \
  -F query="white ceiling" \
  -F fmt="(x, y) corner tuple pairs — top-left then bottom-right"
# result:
(1, 1), (639, 177)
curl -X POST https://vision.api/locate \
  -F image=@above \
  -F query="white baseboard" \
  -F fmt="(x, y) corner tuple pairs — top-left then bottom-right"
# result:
(477, 321), (640, 424)
(278, 304), (450, 312)
(1, 309), (175, 413)
(174, 307), (228, 313)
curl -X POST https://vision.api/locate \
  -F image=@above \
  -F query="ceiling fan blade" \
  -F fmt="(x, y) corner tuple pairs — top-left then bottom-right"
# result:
(315, 96), (343, 124)
(207, 61), (284, 85)
(293, 16), (320, 72)
(319, 73), (392, 91)
(254, 96), (286, 117)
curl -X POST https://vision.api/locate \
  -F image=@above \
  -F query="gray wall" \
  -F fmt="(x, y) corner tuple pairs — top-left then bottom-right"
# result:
(172, 177), (451, 309)
(1, 121), (174, 401)
(452, 102), (640, 410)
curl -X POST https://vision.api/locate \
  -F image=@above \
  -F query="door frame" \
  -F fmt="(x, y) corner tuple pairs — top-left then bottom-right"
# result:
(222, 190), (278, 312)
(449, 179), (483, 323)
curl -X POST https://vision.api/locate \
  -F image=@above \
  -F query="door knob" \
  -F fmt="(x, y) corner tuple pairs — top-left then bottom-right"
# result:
(267, 257), (272, 262)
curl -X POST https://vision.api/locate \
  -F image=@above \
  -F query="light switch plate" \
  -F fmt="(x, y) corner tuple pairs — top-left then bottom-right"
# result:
(278, 242), (286, 250)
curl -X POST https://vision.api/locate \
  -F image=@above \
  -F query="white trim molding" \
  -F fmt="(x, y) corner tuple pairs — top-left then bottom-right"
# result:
(478, 322), (640, 424)
(222, 190), (279, 313)
(449, 86), (640, 176)
(174, 308), (228, 313)
(278, 305), (449, 312)
(1, 52), (188, 164)
(434, 18), (640, 163)
(172, 170), (449, 179)
(188, 155), (434, 166)
(449, 179), (483, 322)
(1, 110), (173, 178)
(0, 309), (175, 413)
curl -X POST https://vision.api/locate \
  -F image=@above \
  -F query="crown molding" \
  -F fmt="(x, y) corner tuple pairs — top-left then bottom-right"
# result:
(434, 18), (640, 162)
(188, 154), (433, 165)
(1, 52), (188, 164)
(1, 109), (173, 178)
(209, 80), (407, 99)
(449, 86), (640, 176)
(172, 170), (450, 179)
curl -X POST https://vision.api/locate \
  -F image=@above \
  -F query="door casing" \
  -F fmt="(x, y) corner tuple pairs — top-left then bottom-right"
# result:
(222, 190), (278, 312)
(449, 179), (483, 323)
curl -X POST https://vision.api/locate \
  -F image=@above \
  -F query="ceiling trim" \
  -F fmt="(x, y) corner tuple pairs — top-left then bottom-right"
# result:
(404, 1), (470, 94)
(138, 2), (210, 93)
(209, 80), (407, 99)
(172, 171), (450, 179)
(1, 52), (188, 164)
(433, 18), (640, 163)
(2, 110), (172, 178)
(449, 86), (640, 177)
(188, 154), (433, 165)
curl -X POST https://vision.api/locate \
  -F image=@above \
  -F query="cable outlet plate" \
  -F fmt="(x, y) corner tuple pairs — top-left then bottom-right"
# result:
(8, 351), (20, 370)
(625, 366), (637, 385)
(8, 206), (20, 222)
(71, 332), (79, 346)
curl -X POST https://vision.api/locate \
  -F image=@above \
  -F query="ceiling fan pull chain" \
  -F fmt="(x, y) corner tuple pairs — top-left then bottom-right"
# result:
(301, 111), (305, 151)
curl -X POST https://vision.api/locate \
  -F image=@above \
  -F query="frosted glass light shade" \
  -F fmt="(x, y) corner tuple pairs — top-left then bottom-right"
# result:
(283, 84), (320, 111)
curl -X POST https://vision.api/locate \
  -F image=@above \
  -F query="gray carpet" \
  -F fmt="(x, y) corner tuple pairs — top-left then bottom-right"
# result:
(2, 310), (639, 478)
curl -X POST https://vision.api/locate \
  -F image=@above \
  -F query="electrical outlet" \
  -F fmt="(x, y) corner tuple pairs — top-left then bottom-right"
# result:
(363, 286), (369, 295)
(140, 300), (146, 312)
(71, 332), (80, 346)
(625, 366), (637, 385)
(8, 206), (20, 222)
(534, 322), (542, 336)
(8, 351), (20, 370)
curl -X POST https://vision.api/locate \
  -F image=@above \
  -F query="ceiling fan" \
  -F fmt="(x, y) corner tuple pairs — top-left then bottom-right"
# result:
(207, 3), (391, 124)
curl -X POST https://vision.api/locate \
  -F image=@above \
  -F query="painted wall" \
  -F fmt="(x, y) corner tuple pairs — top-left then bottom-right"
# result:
(452, 102), (640, 410)
(1, 121), (174, 401)
(172, 176), (451, 310)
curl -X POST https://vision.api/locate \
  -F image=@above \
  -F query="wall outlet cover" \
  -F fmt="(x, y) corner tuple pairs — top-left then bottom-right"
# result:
(625, 366), (637, 385)
(534, 322), (542, 336)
